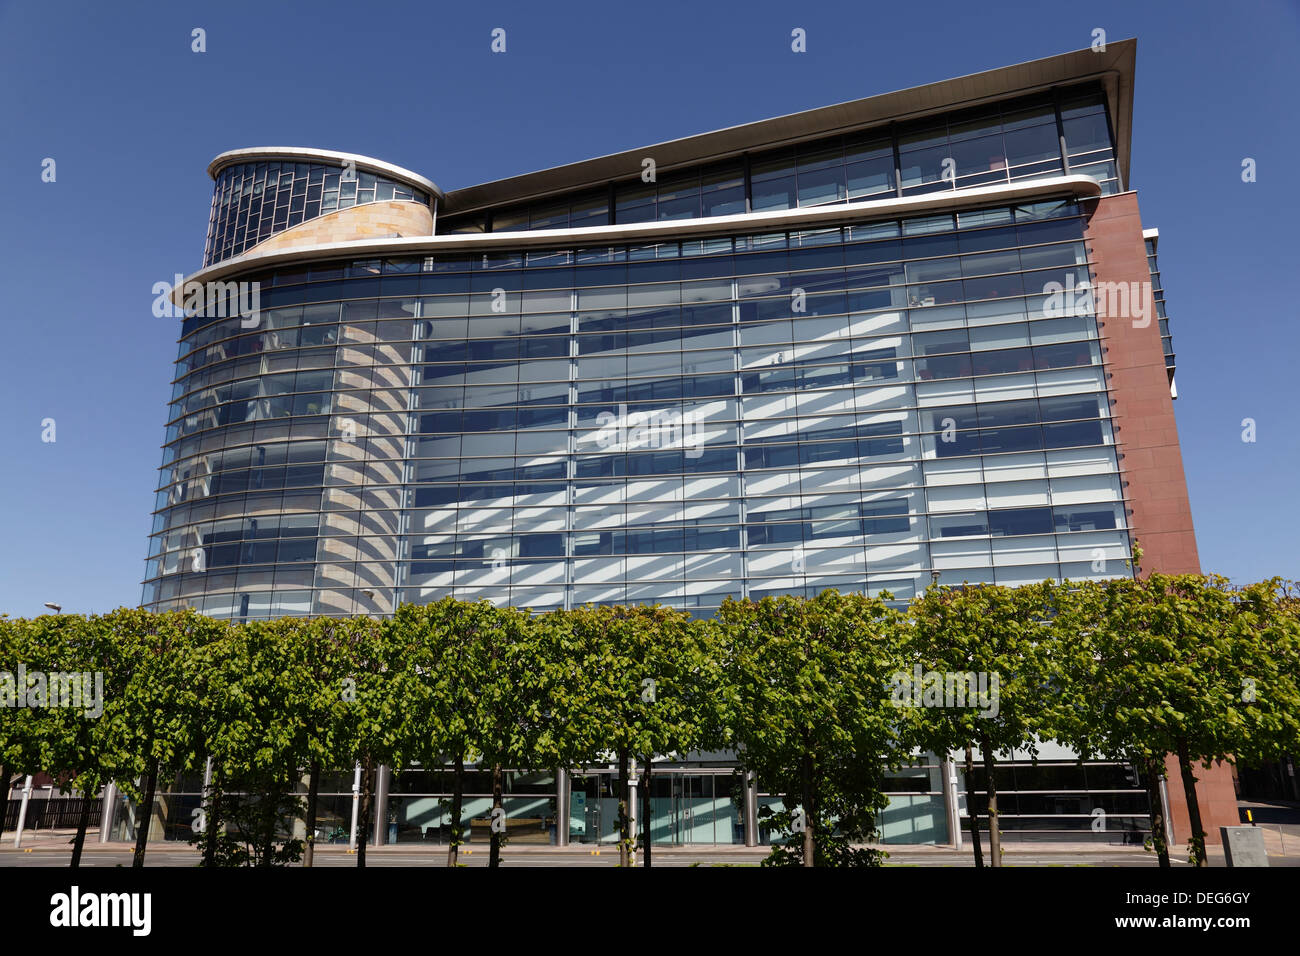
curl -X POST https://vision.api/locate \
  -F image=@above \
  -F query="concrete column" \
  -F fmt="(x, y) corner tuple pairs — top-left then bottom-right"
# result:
(13, 776), (33, 847)
(941, 756), (961, 850)
(99, 782), (117, 843)
(201, 758), (215, 838)
(348, 762), (362, 850)
(291, 768), (309, 843)
(1158, 775), (1175, 849)
(373, 765), (391, 846)
(555, 769), (570, 847)
(743, 771), (759, 847)
(628, 758), (638, 864)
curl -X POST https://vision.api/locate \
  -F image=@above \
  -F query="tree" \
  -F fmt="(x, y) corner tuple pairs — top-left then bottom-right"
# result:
(289, 616), (360, 868)
(1051, 574), (1300, 866)
(192, 618), (312, 866)
(389, 598), (493, 866)
(1221, 578), (1300, 773)
(327, 614), (399, 867)
(470, 604), (594, 868)
(900, 581), (1056, 867)
(1049, 578), (1176, 865)
(21, 611), (127, 866)
(713, 590), (905, 867)
(102, 609), (226, 867)
(0, 614), (49, 848)
(552, 603), (720, 867)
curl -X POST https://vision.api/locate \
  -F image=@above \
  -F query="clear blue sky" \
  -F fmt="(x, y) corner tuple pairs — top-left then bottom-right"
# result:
(0, 0), (1295, 617)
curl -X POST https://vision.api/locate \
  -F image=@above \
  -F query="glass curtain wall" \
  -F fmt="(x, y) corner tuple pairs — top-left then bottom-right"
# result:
(145, 196), (1131, 622)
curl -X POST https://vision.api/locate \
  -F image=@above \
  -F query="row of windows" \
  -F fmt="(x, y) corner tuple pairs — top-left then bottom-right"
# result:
(192, 220), (1085, 336)
(148, 561), (1132, 617)
(159, 357), (1107, 466)
(181, 199), (1084, 338)
(159, 487), (1126, 567)
(153, 513), (1125, 576)
(168, 340), (1096, 437)
(167, 351), (1102, 444)
(145, 560), (1134, 618)
(286, 198), (1082, 280)
(175, 284), (1092, 396)
(159, 430), (1116, 505)
(154, 435), (1117, 515)
(154, 424), (1107, 509)
(1145, 240), (1176, 374)
(437, 86), (1114, 235)
(159, 376), (1109, 476)
(205, 161), (428, 266)
(153, 467), (1125, 547)
(172, 320), (1098, 413)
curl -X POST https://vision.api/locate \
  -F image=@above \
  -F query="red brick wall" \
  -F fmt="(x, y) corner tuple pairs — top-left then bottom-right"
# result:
(1084, 193), (1236, 847)
(1083, 193), (1200, 575)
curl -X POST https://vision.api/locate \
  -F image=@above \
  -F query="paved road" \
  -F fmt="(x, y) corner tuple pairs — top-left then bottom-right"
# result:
(3, 843), (1294, 867)
(8, 799), (1299, 867)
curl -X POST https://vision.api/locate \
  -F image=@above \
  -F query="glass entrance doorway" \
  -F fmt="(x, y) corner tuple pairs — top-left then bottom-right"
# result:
(569, 769), (744, 845)
(647, 771), (742, 845)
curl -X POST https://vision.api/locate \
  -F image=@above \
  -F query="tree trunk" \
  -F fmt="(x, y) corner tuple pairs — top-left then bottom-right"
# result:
(617, 748), (631, 867)
(0, 765), (11, 843)
(356, 756), (374, 868)
(303, 761), (320, 868)
(131, 759), (159, 868)
(446, 754), (464, 867)
(131, 757), (159, 868)
(641, 758), (653, 868)
(980, 736), (1001, 867)
(489, 763), (504, 868)
(258, 778), (277, 867)
(1142, 756), (1170, 867)
(1175, 737), (1206, 867)
(800, 750), (815, 867)
(964, 745), (984, 868)
(70, 783), (93, 867)
(202, 762), (222, 868)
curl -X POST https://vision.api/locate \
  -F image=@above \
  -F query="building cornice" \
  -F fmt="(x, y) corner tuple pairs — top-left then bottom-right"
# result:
(170, 174), (1102, 307)
(441, 40), (1136, 214)
(207, 147), (443, 200)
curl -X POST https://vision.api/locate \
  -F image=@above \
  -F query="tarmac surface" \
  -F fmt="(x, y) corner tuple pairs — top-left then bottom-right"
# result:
(4, 799), (1296, 868)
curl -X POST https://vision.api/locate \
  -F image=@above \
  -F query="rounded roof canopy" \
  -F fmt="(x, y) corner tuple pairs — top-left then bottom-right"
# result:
(207, 147), (442, 199)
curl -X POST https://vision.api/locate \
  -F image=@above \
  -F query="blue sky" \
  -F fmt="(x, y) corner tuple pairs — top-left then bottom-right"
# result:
(0, 0), (1295, 617)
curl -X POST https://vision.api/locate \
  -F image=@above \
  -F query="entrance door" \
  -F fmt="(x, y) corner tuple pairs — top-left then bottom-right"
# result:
(672, 774), (717, 845)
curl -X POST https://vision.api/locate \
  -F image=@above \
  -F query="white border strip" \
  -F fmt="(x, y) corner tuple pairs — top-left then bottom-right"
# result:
(207, 146), (442, 199)
(171, 175), (1101, 307)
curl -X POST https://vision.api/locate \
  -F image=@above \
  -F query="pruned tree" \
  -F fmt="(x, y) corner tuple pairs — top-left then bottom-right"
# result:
(713, 590), (905, 867)
(900, 581), (1055, 867)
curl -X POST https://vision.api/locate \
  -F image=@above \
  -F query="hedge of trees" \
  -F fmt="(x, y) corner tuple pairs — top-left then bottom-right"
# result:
(1, 574), (1296, 868)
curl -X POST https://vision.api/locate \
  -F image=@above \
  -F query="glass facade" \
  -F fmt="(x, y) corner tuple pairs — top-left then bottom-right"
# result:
(144, 196), (1132, 620)
(135, 53), (1173, 846)
(204, 160), (430, 267)
(1145, 233), (1175, 380)
(439, 84), (1120, 235)
(101, 754), (1152, 847)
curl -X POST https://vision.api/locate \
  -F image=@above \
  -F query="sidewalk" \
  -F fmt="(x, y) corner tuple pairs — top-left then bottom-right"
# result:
(0, 832), (1250, 866)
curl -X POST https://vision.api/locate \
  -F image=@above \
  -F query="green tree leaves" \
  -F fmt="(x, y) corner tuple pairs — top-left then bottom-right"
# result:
(713, 591), (906, 867)
(1, 576), (1295, 870)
